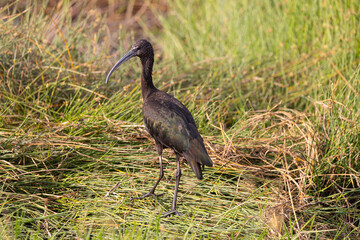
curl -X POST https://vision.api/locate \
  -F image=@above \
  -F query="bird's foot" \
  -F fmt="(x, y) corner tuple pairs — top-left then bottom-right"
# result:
(131, 192), (164, 201)
(162, 209), (182, 218)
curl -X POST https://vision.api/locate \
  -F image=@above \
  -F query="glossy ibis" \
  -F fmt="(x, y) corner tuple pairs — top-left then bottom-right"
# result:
(106, 39), (213, 217)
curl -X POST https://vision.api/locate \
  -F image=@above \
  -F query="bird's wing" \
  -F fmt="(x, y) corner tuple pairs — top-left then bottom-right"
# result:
(143, 91), (213, 180)
(143, 97), (194, 153)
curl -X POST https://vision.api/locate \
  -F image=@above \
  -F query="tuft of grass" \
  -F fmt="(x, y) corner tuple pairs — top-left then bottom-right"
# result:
(1, 0), (359, 239)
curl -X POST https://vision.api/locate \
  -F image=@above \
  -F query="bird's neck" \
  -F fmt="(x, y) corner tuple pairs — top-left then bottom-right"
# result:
(140, 56), (157, 100)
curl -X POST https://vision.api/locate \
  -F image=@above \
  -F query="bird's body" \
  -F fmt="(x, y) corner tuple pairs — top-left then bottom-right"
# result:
(143, 90), (212, 179)
(106, 39), (212, 216)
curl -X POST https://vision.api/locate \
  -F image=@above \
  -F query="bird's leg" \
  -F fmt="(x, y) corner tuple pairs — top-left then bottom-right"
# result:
(131, 142), (164, 201)
(162, 153), (182, 217)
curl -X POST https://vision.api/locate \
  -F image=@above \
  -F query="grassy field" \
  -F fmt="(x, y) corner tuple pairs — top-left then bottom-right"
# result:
(1, 0), (359, 239)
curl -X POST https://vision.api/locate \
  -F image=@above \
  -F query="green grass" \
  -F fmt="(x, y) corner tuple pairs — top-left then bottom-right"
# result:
(1, 0), (360, 239)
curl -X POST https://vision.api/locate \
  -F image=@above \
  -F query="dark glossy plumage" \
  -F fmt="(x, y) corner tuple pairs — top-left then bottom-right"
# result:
(106, 39), (213, 217)
(143, 90), (212, 179)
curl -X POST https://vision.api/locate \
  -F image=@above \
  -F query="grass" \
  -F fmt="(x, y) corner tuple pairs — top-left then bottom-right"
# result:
(1, 0), (360, 239)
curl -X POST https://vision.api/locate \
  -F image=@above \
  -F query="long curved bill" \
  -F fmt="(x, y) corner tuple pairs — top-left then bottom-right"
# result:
(105, 48), (137, 84)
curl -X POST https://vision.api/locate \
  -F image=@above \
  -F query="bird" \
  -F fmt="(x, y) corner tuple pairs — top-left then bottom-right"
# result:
(106, 39), (213, 217)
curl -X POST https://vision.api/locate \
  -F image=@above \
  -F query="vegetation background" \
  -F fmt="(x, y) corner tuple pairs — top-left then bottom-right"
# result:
(1, 0), (359, 239)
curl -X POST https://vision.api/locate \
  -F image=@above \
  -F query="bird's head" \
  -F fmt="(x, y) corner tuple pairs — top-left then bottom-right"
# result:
(106, 39), (153, 84)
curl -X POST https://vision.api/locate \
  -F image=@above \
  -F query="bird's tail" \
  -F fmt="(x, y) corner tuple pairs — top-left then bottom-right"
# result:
(183, 137), (213, 180)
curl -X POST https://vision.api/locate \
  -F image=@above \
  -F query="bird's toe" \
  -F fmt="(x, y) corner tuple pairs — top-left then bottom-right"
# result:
(131, 192), (164, 201)
(161, 210), (182, 217)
